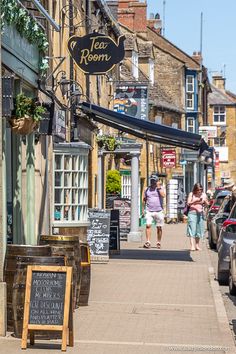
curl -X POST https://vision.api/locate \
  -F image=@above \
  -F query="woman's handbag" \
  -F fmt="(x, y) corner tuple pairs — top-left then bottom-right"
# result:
(183, 204), (190, 216)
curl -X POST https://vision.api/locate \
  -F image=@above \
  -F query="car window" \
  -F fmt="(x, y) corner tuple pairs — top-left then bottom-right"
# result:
(219, 198), (229, 213)
(223, 200), (231, 213)
(229, 202), (236, 219)
(214, 196), (226, 207)
(213, 189), (224, 199)
(226, 224), (236, 233)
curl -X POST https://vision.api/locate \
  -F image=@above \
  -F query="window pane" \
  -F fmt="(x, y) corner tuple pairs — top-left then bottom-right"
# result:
(54, 206), (62, 221)
(72, 190), (78, 204)
(64, 206), (70, 221)
(64, 156), (71, 170)
(72, 156), (78, 170)
(72, 206), (77, 221)
(64, 172), (71, 187)
(220, 107), (225, 113)
(220, 115), (225, 122)
(72, 173), (78, 187)
(64, 189), (70, 204)
(55, 172), (62, 186)
(55, 189), (62, 203)
(55, 155), (62, 170)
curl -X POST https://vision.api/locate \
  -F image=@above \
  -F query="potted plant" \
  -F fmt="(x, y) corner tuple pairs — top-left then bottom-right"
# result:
(10, 93), (46, 135)
(96, 135), (120, 151)
(106, 170), (121, 194)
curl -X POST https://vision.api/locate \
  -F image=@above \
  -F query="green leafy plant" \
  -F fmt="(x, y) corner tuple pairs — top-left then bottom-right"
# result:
(14, 93), (46, 122)
(96, 135), (120, 151)
(1, 0), (49, 52)
(106, 170), (121, 194)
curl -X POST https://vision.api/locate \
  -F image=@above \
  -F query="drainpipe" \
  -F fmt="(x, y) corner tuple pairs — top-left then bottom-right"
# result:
(69, 0), (74, 141)
(85, 0), (91, 100)
(0, 31), (7, 336)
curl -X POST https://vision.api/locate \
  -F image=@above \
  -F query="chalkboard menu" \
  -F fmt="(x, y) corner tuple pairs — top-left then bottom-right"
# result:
(29, 271), (66, 325)
(109, 209), (120, 254)
(113, 199), (131, 238)
(21, 265), (73, 351)
(87, 209), (111, 262)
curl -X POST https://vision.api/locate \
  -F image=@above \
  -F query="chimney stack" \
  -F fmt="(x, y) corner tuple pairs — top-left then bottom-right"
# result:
(118, 0), (147, 33)
(212, 74), (225, 90)
(147, 13), (162, 34)
(192, 51), (202, 64)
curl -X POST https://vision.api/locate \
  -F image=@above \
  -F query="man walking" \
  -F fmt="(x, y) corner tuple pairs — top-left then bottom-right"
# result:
(142, 175), (165, 249)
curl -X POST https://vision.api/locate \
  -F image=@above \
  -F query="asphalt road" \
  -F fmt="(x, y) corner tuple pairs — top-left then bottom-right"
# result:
(206, 235), (236, 345)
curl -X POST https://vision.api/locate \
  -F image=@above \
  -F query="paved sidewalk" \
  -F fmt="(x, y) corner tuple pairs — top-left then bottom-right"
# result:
(0, 223), (236, 354)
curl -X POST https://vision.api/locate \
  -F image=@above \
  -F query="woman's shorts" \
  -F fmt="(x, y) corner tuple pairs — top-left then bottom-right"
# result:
(145, 210), (164, 227)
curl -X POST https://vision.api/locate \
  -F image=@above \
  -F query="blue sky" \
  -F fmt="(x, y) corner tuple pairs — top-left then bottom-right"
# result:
(147, 0), (236, 93)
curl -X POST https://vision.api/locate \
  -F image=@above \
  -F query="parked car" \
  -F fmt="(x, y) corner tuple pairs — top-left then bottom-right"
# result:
(207, 190), (231, 231)
(217, 220), (236, 285)
(208, 195), (231, 249)
(208, 187), (224, 208)
(229, 241), (236, 295)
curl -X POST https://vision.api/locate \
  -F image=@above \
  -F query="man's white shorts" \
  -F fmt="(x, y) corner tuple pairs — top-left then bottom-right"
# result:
(145, 210), (164, 227)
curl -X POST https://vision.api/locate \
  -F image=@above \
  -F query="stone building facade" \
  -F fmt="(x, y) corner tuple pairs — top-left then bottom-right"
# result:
(208, 74), (236, 185)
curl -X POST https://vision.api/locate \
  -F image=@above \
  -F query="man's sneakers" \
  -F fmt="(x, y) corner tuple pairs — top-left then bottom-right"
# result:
(157, 242), (161, 249)
(143, 241), (151, 249)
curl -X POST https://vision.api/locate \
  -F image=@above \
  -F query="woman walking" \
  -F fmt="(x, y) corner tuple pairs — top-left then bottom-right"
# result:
(187, 183), (209, 251)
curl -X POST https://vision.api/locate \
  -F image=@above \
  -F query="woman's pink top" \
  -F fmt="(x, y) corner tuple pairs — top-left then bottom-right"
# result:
(187, 192), (208, 213)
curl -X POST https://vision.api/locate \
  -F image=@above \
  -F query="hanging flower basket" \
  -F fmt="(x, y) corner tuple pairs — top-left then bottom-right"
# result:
(10, 116), (37, 135)
(96, 135), (120, 151)
(9, 93), (46, 135)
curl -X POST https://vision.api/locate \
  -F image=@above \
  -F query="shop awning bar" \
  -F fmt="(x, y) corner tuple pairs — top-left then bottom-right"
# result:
(80, 102), (202, 150)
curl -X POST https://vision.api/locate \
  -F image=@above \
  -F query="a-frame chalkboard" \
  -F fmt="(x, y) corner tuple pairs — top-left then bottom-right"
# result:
(21, 265), (73, 351)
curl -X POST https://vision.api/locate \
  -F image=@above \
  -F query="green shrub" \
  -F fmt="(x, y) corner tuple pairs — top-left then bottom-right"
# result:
(106, 170), (121, 194)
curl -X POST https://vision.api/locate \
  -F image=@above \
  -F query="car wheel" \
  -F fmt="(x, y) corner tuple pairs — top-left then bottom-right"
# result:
(208, 229), (216, 250)
(217, 260), (229, 285)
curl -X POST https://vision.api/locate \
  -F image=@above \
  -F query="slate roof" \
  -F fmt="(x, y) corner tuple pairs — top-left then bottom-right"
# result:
(147, 26), (200, 70)
(208, 85), (236, 106)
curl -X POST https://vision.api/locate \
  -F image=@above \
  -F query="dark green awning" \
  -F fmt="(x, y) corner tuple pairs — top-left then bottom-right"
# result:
(80, 102), (202, 150)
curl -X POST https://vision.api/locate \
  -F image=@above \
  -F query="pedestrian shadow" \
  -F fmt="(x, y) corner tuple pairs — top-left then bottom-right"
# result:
(110, 249), (194, 262)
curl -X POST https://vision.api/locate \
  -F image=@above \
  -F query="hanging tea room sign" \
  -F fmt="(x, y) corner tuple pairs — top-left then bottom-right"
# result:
(67, 33), (125, 74)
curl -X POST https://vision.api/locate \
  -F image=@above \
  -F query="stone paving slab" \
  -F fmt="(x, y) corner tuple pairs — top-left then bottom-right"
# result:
(0, 223), (235, 354)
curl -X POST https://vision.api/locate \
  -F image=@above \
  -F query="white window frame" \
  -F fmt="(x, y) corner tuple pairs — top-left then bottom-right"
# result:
(213, 106), (226, 125)
(132, 51), (139, 80)
(186, 117), (195, 133)
(53, 146), (89, 226)
(186, 75), (194, 110)
(121, 174), (132, 199)
(149, 58), (154, 85)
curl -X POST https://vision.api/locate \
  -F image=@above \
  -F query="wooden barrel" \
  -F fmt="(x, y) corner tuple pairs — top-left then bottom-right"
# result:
(78, 241), (91, 306)
(3, 245), (51, 331)
(12, 255), (65, 338)
(39, 235), (81, 310)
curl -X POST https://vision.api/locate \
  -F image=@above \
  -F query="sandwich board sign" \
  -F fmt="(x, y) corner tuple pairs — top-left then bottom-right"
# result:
(21, 265), (73, 351)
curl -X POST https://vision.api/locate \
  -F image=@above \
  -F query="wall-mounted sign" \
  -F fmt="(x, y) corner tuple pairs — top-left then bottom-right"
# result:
(161, 148), (176, 168)
(199, 126), (217, 139)
(114, 85), (148, 120)
(68, 33), (125, 74)
(53, 102), (66, 140)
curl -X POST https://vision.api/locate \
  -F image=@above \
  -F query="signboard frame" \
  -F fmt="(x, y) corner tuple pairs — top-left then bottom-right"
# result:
(114, 85), (148, 120)
(21, 265), (73, 351)
(161, 148), (176, 168)
(87, 209), (111, 262)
